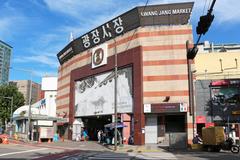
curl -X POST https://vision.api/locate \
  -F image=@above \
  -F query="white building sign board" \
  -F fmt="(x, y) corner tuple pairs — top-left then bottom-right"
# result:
(92, 43), (108, 68)
(144, 104), (151, 113)
(180, 103), (188, 112)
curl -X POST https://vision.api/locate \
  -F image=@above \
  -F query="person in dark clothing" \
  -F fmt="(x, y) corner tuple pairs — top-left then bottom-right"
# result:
(192, 134), (203, 144)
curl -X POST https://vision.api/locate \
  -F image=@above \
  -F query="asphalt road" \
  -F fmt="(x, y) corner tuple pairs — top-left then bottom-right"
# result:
(35, 150), (240, 160)
(0, 141), (240, 160)
(0, 143), (64, 159)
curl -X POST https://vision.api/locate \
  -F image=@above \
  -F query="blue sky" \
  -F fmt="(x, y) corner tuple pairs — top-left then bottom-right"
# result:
(0, 0), (239, 83)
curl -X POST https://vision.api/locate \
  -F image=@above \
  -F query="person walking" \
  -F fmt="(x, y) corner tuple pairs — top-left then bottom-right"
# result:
(97, 130), (102, 143)
(83, 129), (88, 141)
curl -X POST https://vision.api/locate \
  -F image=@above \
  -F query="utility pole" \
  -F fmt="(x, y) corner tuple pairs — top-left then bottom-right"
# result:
(9, 96), (13, 138)
(27, 74), (33, 141)
(8, 67), (33, 141)
(114, 38), (118, 151)
(186, 0), (216, 137)
(187, 0), (216, 59)
(10, 96), (13, 124)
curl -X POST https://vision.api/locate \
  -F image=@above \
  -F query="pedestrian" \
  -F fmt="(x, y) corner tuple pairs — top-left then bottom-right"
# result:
(192, 133), (202, 144)
(97, 130), (102, 143)
(83, 129), (88, 141)
(128, 134), (134, 145)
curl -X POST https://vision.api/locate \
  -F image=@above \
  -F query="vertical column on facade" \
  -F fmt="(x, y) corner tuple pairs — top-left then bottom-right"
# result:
(133, 47), (145, 145)
(68, 76), (75, 140)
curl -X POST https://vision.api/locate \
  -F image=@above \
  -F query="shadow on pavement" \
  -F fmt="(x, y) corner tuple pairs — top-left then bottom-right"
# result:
(33, 150), (138, 160)
(169, 149), (240, 160)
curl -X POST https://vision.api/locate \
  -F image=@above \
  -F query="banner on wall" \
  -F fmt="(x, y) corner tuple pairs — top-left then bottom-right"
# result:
(39, 127), (54, 139)
(75, 67), (133, 117)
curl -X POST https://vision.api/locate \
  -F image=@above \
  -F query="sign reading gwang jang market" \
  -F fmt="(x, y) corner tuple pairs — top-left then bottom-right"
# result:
(57, 2), (194, 64)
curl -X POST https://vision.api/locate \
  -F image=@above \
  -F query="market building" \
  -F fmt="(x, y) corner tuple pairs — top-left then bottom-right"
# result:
(56, 2), (195, 146)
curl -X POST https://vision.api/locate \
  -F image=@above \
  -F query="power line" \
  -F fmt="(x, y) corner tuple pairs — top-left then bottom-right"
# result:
(202, 0), (208, 15)
(187, 0), (216, 60)
(207, 0), (212, 11)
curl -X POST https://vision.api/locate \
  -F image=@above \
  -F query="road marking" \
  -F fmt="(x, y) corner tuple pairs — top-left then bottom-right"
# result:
(0, 148), (48, 157)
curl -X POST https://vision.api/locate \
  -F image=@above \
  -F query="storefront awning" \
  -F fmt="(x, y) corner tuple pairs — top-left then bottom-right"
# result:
(104, 122), (127, 130)
(211, 80), (229, 86)
(13, 114), (61, 121)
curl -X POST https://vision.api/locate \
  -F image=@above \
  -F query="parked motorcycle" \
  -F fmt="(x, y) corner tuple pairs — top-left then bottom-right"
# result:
(202, 127), (239, 153)
(221, 138), (239, 153)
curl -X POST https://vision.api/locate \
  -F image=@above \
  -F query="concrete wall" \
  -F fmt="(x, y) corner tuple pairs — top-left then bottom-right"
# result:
(195, 52), (240, 80)
(195, 80), (212, 123)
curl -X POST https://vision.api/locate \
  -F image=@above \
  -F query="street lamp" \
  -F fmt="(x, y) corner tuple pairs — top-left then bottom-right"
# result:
(9, 67), (33, 141)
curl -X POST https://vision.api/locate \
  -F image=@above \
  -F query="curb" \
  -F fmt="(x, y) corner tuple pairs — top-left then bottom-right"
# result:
(99, 143), (164, 153)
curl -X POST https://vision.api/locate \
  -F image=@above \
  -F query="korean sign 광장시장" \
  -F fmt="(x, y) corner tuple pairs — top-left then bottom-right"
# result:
(57, 2), (194, 64)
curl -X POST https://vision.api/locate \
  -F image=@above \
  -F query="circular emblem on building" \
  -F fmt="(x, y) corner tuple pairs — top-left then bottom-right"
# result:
(93, 48), (104, 66)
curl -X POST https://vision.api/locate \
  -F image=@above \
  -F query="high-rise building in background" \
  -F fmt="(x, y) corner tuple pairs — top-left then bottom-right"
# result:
(0, 40), (12, 85)
(9, 80), (41, 105)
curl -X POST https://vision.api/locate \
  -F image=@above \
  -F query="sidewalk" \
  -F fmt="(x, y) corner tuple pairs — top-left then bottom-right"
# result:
(8, 138), (179, 154)
(102, 143), (167, 153)
(8, 138), (109, 151)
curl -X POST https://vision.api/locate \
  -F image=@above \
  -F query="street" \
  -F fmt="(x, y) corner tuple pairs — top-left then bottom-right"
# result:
(0, 141), (239, 160)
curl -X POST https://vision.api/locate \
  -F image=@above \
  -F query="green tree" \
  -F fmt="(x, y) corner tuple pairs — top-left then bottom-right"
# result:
(0, 84), (25, 127)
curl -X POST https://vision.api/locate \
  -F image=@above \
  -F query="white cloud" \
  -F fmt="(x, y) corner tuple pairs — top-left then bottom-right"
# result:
(32, 70), (57, 78)
(30, 33), (68, 57)
(214, 0), (240, 24)
(38, 33), (61, 46)
(43, 0), (116, 19)
(43, 0), (240, 28)
(150, 0), (240, 24)
(0, 18), (11, 37)
(59, 13), (120, 38)
(13, 55), (58, 68)
(0, 16), (25, 39)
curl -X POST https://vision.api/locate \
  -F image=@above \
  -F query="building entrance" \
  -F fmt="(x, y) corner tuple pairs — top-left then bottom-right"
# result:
(81, 115), (112, 140)
(145, 114), (186, 147)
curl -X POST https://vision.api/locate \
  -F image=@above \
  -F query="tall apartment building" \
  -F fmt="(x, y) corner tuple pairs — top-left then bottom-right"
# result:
(0, 40), (12, 85)
(9, 80), (41, 105)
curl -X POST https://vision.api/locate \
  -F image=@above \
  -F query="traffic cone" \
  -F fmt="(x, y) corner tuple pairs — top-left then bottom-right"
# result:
(2, 137), (9, 144)
(48, 138), (51, 143)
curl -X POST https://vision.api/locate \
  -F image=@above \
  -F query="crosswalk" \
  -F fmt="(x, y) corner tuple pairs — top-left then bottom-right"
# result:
(134, 152), (178, 160)
(59, 151), (134, 160)
(57, 151), (178, 160)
